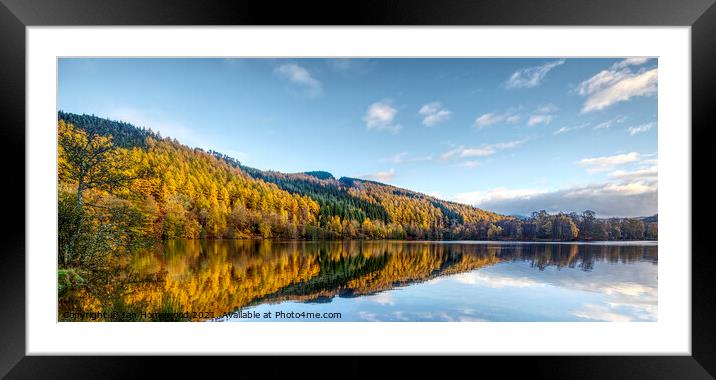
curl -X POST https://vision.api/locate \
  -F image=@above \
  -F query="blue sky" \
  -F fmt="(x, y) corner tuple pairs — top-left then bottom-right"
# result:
(58, 58), (658, 217)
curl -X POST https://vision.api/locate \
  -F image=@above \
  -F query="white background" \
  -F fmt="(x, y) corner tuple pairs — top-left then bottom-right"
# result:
(26, 27), (690, 355)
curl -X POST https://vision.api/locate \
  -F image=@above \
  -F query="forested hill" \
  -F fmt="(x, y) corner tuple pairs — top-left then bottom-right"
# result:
(57, 111), (657, 242)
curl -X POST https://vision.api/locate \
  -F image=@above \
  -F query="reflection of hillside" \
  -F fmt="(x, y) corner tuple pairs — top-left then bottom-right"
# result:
(60, 241), (324, 320)
(344, 243), (503, 295)
(256, 243), (504, 305)
(58, 241), (658, 321)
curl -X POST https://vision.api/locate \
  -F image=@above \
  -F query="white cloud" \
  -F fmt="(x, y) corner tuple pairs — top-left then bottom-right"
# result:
(449, 254), (657, 322)
(554, 122), (589, 135)
(493, 139), (528, 149)
(453, 156), (657, 217)
(535, 104), (558, 114)
(273, 63), (323, 97)
(554, 127), (570, 135)
(453, 188), (545, 207)
(385, 152), (408, 164)
(565, 181), (654, 197)
(474, 112), (520, 128)
(461, 147), (497, 157)
(383, 152), (432, 164)
(611, 57), (651, 70)
(573, 303), (634, 322)
(526, 104), (557, 127)
(577, 152), (641, 173)
(579, 65), (658, 112)
(418, 101), (452, 127)
(578, 70), (628, 97)
(474, 113), (500, 128)
(453, 271), (544, 288)
(357, 168), (396, 183)
(628, 122), (656, 135)
(505, 59), (565, 89)
(368, 292), (395, 306)
(440, 147), (461, 161)
(440, 139), (527, 161)
(455, 179), (657, 218)
(592, 115), (627, 130)
(609, 165), (658, 182)
(554, 127), (574, 135)
(363, 101), (401, 134)
(527, 114), (554, 127)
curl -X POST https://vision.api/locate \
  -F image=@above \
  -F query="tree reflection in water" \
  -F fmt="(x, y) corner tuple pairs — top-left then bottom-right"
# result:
(58, 240), (657, 321)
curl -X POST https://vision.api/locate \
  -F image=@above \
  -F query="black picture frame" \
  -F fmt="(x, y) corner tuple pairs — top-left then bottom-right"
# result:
(1, 0), (714, 377)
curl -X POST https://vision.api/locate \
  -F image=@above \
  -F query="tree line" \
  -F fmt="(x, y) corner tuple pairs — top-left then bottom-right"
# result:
(57, 112), (657, 269)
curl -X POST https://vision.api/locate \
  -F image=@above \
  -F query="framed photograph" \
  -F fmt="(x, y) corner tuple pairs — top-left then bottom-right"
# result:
(3, 0), (715, 377)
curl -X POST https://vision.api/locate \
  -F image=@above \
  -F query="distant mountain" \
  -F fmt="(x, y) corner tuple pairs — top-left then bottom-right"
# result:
(303, 171), (335, 180)
(57, 111), (657, 241)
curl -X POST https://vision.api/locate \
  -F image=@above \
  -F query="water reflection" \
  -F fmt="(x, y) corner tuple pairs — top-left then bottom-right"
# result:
(58, 240), (657, 322)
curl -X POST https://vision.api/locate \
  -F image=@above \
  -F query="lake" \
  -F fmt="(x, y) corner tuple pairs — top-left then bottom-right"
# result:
(58, 240), (657, 322)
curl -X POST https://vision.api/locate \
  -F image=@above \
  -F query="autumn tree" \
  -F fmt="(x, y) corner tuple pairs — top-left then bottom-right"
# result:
(58, 120), (142, 208)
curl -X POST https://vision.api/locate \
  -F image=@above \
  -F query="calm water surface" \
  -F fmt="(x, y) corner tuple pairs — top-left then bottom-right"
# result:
(59, 240), (657, 322)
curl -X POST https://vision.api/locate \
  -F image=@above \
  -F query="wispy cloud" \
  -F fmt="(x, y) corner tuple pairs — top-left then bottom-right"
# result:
(273, 63), (323, 98)
(457, 154), (658, 217)
(453, 271), (545, 288)
(577, 152), (641, 173)
(578, 59), (657, 112)
(454, 180), (657, 218)
(592, 115), (627, 130)
(475, 104), (555, 129)
(385, 152), (408, 164)
(554, 122), (589, 135)
(367, 292), (395, 306)
(527, 114), (553, 127)
(474, 112), (520, 128)
(418, 101), (452, 127)
(383, 152), (432, 164)
(459, 147), (498, 157)
(628, 122), (656, 136)
(535, 104), (558, 114)
(453, 188), (545, 207)
(611, 57), (652, 70)
(356, 168), (396, 183)
(505, 59), (565, 89)
(363, 101), (401, 134)
(492, 140), (528, 149)
(441, 139), (528, 161)
(573, 303), (635, 322)
(609, 164), (658, 182)
(527, 104), (558, 127)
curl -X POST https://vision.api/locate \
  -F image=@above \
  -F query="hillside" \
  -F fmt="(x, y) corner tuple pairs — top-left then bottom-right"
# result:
(57, 111), (657, 243)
